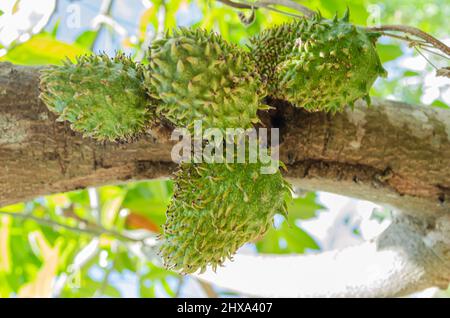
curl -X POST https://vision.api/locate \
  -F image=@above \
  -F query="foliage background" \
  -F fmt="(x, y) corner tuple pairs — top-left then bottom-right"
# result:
(0, 0), (448, 297)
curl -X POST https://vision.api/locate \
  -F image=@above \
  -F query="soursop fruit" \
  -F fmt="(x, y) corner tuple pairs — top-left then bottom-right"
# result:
(250, 10), (387, 112)
(160, 162), (290, 274)
(145, 28), (265, 131)
(40, 53), (152, 141)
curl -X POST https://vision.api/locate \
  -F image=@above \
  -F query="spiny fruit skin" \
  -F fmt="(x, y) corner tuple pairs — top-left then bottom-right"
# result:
(145, 28), (265, 131)
(160, 162), (290, 274)
(250, 11), (387, 112)
(40, 53), (152, 141)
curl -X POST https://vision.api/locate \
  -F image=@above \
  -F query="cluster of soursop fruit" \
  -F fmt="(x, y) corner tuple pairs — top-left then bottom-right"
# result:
(40, 10), (387, 274)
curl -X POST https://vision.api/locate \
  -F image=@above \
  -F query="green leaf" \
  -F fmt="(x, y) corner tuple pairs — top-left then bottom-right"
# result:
(144, 264), (176, 280)
(138, 6), (158, 41)
(432, 99), (449, 109)
(286, 192), (324, 220)
(256, 223), (319, 254)
(101, 284), (122, 298)
(114, 249), (138, 273)
(122, 180), (172, 227)
(139, 263), (177, 297)
(0, 10), (4, 16)
(99, 186), (125, 228)
(51, 19), (60, 38)
(75, 30), (98, 49)
(140, 281), (156, 298)
(403, 70), (419, 77)
(376, 43), (403, 63)
(12, 0), (20, 14)
(160, 279), (175, 297)
(315, 0), (368, 24)
(256, 228), (284, 254)
(281, 223), (320, 253)
(0, 33), (90, 65)
(164, 0), (182, 30)
(0, 203), (26, 213)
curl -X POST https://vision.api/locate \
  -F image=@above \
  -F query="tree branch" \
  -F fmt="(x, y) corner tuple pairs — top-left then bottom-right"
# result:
(217, 0), (315, 18)
(1, 62), (449, 220)
(197, 279), (219, 298)
(366, 25), (450, 57)
(195, 213), (450, 297)
(0, 210), (144, 243)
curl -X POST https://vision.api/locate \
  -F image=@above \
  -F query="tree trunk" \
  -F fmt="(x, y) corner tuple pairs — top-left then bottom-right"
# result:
(1, 62), (449, 297)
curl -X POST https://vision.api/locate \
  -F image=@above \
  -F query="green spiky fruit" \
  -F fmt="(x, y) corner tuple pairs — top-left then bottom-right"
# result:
(160, 162), (290, 274)
(145, 28), (265, 131)
(40, 53), (153, 141)
(250, 11), (387, 112)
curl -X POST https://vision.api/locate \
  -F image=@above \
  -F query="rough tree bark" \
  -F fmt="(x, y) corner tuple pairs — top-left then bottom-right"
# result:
(1, 62), (449, 297)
